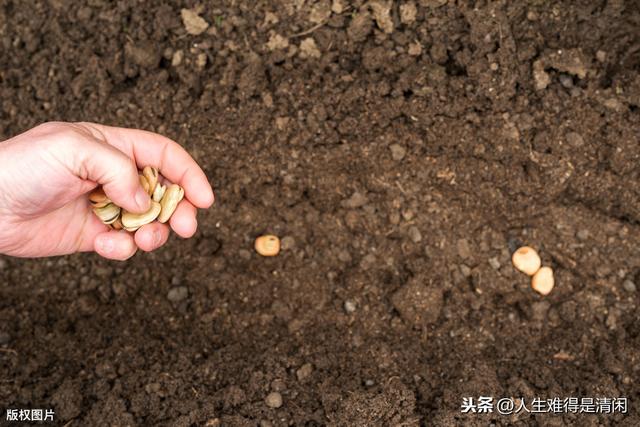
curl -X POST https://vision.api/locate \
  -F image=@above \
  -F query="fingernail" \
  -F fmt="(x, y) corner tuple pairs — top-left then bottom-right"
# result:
(135, 187), (150, 210)
(98, 237), (114, 254)
(153, 230), (162, 247)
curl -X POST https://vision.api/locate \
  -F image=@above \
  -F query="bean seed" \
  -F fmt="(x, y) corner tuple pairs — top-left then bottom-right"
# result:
(143, 166), (159, 196)
(110, 217), (123, 230)
(511, 246), (541, 276)
(89, 188), (111, 208)
(152, 183), (166, 203)
(255, 235), (280, 256)
(158, 184), (184, 223)
(139, 175), (151, 194)
(93, 203), (121, 224)
(531, 266), (554, 295)
(121, 201), (161, 231)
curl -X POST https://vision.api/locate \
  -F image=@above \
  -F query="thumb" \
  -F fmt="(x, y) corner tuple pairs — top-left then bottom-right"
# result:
(74, 137), (150, 214)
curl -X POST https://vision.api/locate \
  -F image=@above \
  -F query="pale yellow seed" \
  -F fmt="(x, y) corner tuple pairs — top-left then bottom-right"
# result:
(531, 266), (554, 295)
(110, 217), (123, 230)
(139, 175), (150, 194)
(121, 201), (161, 231)
(255, 235), (280, 257)
(158, 184), (184, 223)
(89, 187), (111, 208)
(93, 203), (121, 224)
(511, 246), (541, 276)
(143, 166), (159, 196)
(152, 183), (166, 202)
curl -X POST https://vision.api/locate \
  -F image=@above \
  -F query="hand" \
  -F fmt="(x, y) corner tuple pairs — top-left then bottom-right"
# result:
(0, 122), (214, 260)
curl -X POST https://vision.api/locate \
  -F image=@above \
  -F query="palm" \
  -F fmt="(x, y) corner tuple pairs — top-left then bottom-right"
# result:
(8, 197), (107, 257)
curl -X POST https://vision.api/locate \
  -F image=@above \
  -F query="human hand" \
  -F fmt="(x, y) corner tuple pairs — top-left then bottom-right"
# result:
(0, 122), (214, 260)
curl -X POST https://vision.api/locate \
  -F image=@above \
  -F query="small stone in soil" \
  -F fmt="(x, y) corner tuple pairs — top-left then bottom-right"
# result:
(265, 391), (283, 408)
(344, 300), (357, 313)
(167, 286), (189, 302)
(459, 264), (471, 277)
(399, 2), (417, 24)
(408, 42), (422, 56)
(456, 239), (472, 259)
(342, 191), (368, 209)
(565, 132), (584, 147)
(622, 280), (636, 293)
(390, 144), (406, 161)
(408, 226), (422, 243)
(488, 257), (501, 270)
(296, 363), (313, 381)
(338, 250), (352, 263)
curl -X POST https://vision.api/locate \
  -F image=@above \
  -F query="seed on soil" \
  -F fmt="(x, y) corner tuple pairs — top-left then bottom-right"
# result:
(511, 246), (541, 276)
(255, 235), (280, 256)
(531, 266), (554, 295)
(265, 391), (283, 408)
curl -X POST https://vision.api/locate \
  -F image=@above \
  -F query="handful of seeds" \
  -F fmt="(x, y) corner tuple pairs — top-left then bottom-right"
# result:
(89, 166), (184, 232)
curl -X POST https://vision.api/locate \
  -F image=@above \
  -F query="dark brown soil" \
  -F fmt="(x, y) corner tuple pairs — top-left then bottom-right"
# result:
(1, 1), (640, 426)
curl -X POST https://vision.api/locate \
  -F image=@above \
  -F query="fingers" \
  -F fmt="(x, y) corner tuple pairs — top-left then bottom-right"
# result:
(94, 230), (138, 261)
(71, 133), (151, 214)
(91, 222), (170, 260)
(169, 200), (198, 238)
(78, 123), (215, 209)
(134, 222), (170, 252)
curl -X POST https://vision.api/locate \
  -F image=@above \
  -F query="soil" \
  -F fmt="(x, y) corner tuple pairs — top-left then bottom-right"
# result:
(1, 1), (640, 426)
